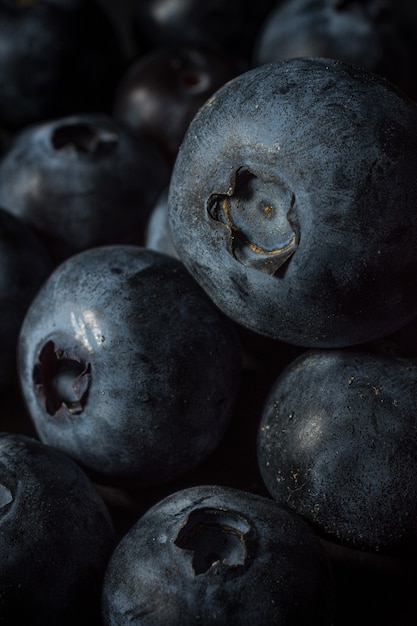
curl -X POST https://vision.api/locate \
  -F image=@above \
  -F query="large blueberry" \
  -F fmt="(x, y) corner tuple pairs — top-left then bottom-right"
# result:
(169, 57), (417, 347)
(17, 245), (242, 487)
(101, 484), (335, 625)
(0, 431), (115, 625)
(257, 348), (417, 556)
(0, 113), (170, 264)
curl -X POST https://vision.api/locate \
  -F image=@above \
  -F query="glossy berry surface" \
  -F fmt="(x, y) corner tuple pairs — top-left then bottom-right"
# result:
(17, 245), (242, 487)
(169, 57), (417, 347)
(257, 348), (417, 556)
(101, 484), (335, 625)
(0, 113), (170, 264)
(0, 431), (115, 625)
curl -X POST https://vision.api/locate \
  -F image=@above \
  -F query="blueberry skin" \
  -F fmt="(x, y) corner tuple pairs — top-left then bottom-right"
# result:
(101, 484), (335, 625)
(0, 113), (170, 264)
(253, 0), (417, 99)
(17, 245), (242, 486)
(257, 348), (417, 555)
(169, 57), (417, 347)
(0, 208), (53, 389)
(0, 431), (115, 625)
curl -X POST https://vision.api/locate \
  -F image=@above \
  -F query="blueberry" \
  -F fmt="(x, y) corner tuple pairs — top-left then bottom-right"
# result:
(113, 45), (244, 165)
(0, 431), (115, 625)
(17, 245), (242, 487)
(0, 113), (170, 264)
(101, 484), (335, 625)
(0, 207), (52, 389)
(253, 0), (417, 99)
(257, 348), (417, 556)
(168, 57), (417, 347)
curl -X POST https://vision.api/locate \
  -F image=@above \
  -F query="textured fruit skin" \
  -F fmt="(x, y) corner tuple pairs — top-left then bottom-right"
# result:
(101, 484), (335, 625)
(17, 245), (242, 486)
(0, 208), (53, 388)
(257, 348), (417, 556)
(0, 113), (170, 264)
(0, 432), (115, 625)
(169, 57), (417, 347)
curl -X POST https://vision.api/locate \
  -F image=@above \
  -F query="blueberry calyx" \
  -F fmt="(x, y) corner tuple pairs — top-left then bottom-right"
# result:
(33, 340), (91, 419)
(51, 122), (118, 156)
(207, 167), (298, 275)
(174, 507), (256, 577)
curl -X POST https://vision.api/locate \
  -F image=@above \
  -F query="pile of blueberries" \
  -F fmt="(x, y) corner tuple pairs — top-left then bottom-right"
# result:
(2, 0), (417, 624)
